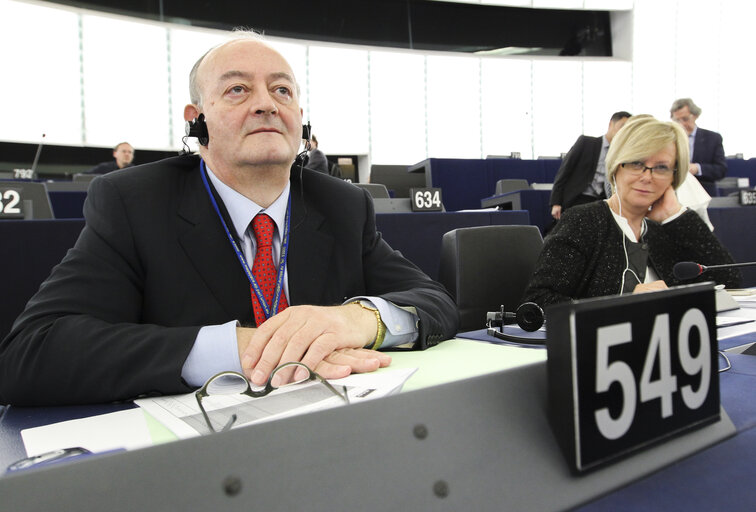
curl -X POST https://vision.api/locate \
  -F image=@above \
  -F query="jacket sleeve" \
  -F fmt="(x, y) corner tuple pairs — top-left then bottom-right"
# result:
(357, 189), (459, 349)
(0, 177), (199, 406)
(522, 207), (603, 308)
(697, 131), (728, 182)
(650, 210), (741, 288)
(550, 136), (585, 206)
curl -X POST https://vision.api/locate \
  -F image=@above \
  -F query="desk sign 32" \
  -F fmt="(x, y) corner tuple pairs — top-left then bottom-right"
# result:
(0, 188), (25, 218)
(545, 283), (720, 472)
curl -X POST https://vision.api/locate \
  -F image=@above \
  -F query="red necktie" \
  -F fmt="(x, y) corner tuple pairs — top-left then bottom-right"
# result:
(251, 213), (288, 326)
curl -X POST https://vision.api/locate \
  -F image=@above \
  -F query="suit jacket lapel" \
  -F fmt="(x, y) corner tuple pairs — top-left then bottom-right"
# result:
(287, 184), (335, 305)
(176, 163), (252, 320)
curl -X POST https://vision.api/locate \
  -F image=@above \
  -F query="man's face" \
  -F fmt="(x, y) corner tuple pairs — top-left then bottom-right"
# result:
(113, 144), (134, 168)
(606, 117), (629, 142)
(194, 40), (303, 171)
(671, 105), (698, 135)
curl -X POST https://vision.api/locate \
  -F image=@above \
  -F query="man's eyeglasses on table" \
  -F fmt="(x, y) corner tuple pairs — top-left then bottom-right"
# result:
(195, 362), (350, 433)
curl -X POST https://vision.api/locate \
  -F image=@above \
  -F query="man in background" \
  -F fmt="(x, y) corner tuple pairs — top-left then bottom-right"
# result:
(306, 134), (330, 174)
(85, 142), (135, 174)
(670, 98), (727, 193)
(549, 111), (631, 221)
(307, 134), (342, 178)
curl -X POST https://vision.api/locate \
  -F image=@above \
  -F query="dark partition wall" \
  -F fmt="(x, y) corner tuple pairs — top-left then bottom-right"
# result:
(48, 0), (614, 56)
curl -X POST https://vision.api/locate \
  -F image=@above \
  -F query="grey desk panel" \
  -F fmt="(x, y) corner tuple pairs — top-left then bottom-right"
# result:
(0, 361), (734, 511)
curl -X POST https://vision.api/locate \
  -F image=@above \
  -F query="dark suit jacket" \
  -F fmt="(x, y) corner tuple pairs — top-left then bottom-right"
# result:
(84, 160), (132, 174)
(306, 148), (330, 174)
(549, 135), (603, 209)
(0, 155), (457, 405)
(692, 127), (727, 183)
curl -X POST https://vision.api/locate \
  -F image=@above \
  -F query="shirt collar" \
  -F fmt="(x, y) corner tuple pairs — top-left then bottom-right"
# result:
(606, 200), (646, 243)
(689, 126), (698, 139)
(204, 164), (291, 240)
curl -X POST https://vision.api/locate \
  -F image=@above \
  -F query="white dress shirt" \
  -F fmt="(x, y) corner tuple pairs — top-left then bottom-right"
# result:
(181, 165), (418, 386)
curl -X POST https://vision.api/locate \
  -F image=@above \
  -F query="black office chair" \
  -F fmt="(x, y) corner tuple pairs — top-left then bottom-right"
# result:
(353, 183), (391, 199)
(438, 225), (544, 332)
(495, 179), (530, 195)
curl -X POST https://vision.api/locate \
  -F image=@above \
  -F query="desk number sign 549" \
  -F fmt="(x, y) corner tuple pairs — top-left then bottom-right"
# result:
(546, 283), (720, 472)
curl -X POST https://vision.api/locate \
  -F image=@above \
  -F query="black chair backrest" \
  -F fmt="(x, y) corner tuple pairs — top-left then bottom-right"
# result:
(0, 219), (85, 339)
(438, 225), (544, 332)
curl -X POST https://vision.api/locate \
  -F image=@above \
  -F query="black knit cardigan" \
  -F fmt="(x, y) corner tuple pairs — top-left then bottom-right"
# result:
(522, 200), (742, 308)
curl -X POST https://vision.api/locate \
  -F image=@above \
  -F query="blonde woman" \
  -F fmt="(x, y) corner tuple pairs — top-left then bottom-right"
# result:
(523, 115), (740, 308)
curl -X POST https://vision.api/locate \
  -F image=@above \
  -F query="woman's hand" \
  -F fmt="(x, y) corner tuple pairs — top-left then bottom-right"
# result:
(633, 280), (668, 294)
(646, 185), (682, 223)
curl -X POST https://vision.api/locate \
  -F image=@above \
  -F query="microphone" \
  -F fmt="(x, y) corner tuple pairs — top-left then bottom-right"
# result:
(673, 260), (756, 280)
(31, 133), (46, 174)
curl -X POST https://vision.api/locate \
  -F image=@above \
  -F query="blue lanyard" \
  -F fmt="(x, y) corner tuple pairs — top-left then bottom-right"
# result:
(200, 160), (291, 320)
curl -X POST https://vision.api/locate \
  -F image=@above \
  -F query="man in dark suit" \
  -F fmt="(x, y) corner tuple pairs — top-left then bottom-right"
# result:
(0, 34), (457, 406)
(549, 111), (631, 221)
(84, 142), (135, 174)
(305, 134), (330, 174)
(670, 98), (727, 193)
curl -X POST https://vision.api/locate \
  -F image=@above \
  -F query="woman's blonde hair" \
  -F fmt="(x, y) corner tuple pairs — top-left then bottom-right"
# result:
(605, 114), (689, 191)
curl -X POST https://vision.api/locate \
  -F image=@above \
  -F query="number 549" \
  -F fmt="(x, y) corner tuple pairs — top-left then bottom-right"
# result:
(593, 309), (711, 440)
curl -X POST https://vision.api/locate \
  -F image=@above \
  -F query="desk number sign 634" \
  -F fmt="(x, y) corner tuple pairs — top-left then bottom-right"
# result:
(409, 187), (443, 212)
(546, 283), (720, 472)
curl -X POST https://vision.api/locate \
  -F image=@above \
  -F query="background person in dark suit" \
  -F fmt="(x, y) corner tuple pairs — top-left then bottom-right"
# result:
(0, 33), (457, 406)
(84, 141), (135, 174)
(306, 134), (342, 178)
(549, 111), (631, 221)
(305, 134), (329, 174)
(670, 98), (727, 190)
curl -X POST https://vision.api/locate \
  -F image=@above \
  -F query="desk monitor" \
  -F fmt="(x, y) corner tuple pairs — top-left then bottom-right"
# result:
(709, 196), (740, 208)
(353, 183), (390, 199)
(44, 181), (91, 192)
(369, 165), (426, 198)
(371, 198), (415, 213)
(72, 173), (97, 183)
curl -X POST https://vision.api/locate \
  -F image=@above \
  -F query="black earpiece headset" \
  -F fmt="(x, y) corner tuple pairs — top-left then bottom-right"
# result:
(185, 114), (313, 150)
(186, 113), (209, 146)
(486, 302), (545, 345)
(185, 116), (313, 228)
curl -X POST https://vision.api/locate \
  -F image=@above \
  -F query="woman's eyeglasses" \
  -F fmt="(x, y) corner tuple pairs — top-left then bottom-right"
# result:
(620, 161), (676, 177)
(195, 362), (349, 433)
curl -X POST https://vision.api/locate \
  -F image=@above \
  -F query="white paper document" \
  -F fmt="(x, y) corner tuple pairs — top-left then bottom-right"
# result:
(717, 297), (756, 339)
(21, 409), (152, 457)
(136, 367), (416, 439)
